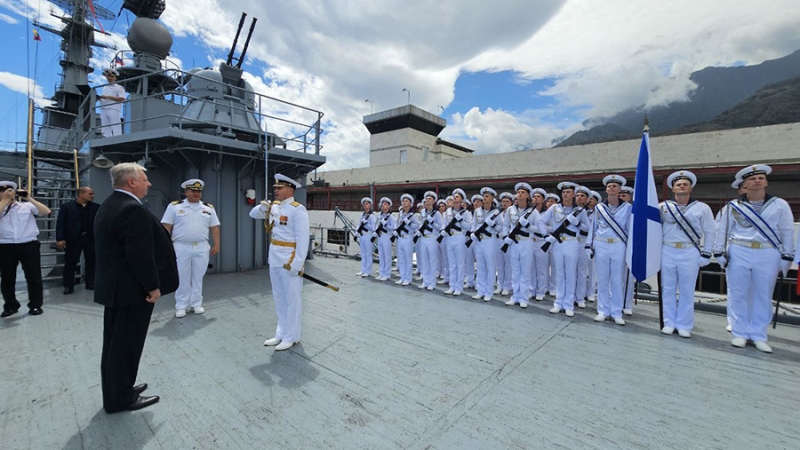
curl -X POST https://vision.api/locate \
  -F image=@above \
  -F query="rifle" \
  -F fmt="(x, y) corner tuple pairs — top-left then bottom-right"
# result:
(501, 207), (535, 253)
(353, 214), (370, 243)
(543, 206), (585, 253)
(437, 209), (464, 243)
(466, 208), (498, 248)
(392, 211), (413, 242)
(371, 215), (388, 243)
(414, 210), (435, 243)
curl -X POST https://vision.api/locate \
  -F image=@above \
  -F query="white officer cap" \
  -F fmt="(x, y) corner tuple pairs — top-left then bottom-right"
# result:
(452, 188), (466, 200)
(576, 185), (591, 196)
(436, 199), (447, 206)
(379, 196), (392, 207)
(735, 164), (771, 181)
(471, 194), (483, 203)
(557, 181), (578, 191)
(181, 179), (204, 191)
(424, 190), (438, 201)
(274, 173), (301, 189)
(480, 187), (497, 197)
(667, 170), (697, 187)
(0, 180), (18, 190)
(546, 193), (560, 202)
(461, 200), (470, 208)
(731, 178), (744, 189)
(590, 190), (602, 202)
(602, 174), (626, 187)
(514, 182), (533, 195)
(400, 193), (414, 204)
(492, 199), (499, 208)
(102, 67), (119, 76)
(531, 188), (546, 198)
(499, 192), (514, 201)
(360, 197), (372, 206)
(621, 186), (634, 195)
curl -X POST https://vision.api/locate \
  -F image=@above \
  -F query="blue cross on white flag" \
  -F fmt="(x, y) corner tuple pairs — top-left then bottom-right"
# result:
(626, 132), (662, 281)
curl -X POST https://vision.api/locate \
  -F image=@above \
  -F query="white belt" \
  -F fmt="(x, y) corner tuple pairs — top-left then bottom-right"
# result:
(560, 236), (579, 242)
(730, 239), (773, 249)
(515, 236), (532, 242)
(598, 237), (622, 244)
(423, 234), (436, 238)
(174, 241), (207, 247)
(664, 242), (695, 249)
(449, 231), (463, 236)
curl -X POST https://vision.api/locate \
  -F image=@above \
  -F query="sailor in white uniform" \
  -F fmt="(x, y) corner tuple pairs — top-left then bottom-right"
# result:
(713, 164), (794, 353)
(394, 194), (419, 286)
(544, 193), (560, 296)
(472, 187), (503, 302)
(584, 190), (602, 302)
(249, 174), (310, 351)
(416, 192), (442, 290)
(494, 192), (514, 296)
(717, 178), (747, 332)
(436, 199), (449, 284)
(574, 185), (592, 309)
(658, 171), (716, 338)
(374, 197), (397, 281)
(528, 188), (549, 301)
(619, 185), (636, 315)
(98, 68), (126, 137)
(161, 179), (221, 318)
(355, 197), (376, 277)
(443, 189), (471, 296)
(588, 175), (632, 325)
(505, 183), (550, 309)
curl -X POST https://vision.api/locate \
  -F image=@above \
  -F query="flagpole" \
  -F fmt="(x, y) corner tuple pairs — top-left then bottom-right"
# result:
(642, 114), (665, 329)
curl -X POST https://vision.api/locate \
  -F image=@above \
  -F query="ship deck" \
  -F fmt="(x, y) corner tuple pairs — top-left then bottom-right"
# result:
(1, 256), (799, 449)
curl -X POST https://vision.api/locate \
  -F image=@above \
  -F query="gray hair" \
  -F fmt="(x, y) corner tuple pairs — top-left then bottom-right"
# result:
(110, 162), (146, 188)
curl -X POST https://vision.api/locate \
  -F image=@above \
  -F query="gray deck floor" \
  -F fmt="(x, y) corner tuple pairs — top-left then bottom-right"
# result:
(1, 256), (799, 450)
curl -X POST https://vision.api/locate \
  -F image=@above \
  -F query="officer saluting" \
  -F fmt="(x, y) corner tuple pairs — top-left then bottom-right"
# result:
(161, 179), (221, 318)
(714, 164), (794, 353)
(249, 174), (310, 351)
(658, 171), (715, 338)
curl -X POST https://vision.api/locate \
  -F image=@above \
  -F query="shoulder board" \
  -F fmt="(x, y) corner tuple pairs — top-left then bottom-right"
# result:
(291, 201), (300, 207)
(171, 200), (180, 205)
(203, 202), (214, 208)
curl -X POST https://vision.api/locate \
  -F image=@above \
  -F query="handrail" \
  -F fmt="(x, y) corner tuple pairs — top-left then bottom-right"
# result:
(73, 149), (80, 190)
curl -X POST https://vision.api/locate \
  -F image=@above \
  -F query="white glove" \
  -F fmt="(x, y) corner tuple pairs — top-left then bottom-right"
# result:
(260, 200), (271, 211)
(486, 217), (495, 226)
(503, 237), (514, 246)
(584, 247), (593, 260)
(392, 231), (399, 238)
(403, 217), (411, 225)
(545, 235), (557, 245)
(566, 214), (579, 226)
(439, 230), (447, 237)
(455, 212), (463, 221)
(699, 257), (711, 267)
(414, 231), (422, 238)
(716, 255), (727, 268)
(780, 256), (792, 277)
(519, 217), (529, 227)
(288, 267), (300, 276)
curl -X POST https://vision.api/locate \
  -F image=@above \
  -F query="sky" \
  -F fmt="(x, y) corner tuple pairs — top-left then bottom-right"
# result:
(1, 0), (800, 171)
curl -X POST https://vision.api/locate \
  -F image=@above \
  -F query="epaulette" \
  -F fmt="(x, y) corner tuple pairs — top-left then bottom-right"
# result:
(203, 202), (214, 209)
(290, 201), (300, 207)
(171, 200), (180, 205)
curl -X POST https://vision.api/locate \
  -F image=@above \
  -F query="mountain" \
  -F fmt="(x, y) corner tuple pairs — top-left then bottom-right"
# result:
(557, 49), (800, 147)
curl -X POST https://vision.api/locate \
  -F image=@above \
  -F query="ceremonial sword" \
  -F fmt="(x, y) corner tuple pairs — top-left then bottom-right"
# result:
(283, 264), (340, 292)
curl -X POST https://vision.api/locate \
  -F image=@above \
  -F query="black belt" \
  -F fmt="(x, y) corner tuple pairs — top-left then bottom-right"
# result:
(517, 230), (530, 237)
(579, 230), (588, 237)
(533, 232), (546, 238)
(562, 229), (577, 237)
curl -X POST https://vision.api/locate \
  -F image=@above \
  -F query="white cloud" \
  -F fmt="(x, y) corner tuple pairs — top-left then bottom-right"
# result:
(0, 12), (18, 24)
(0, 71), (53, 107)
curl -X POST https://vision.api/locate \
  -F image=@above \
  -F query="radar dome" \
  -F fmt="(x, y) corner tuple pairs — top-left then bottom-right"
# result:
(127, 18), (173, 59)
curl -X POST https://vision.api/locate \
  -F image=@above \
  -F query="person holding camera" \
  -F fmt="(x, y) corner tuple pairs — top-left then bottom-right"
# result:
(0, 180), (51, 317)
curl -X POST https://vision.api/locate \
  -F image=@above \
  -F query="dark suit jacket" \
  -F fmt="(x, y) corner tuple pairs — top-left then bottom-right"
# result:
(94, 191), (179, 308)
(56, 200), (99, 241)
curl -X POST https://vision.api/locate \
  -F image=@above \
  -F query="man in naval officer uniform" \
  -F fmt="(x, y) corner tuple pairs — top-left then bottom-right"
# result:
(249, 174), (310, 351)
(714, 164), (794, 353)
(161, 179), (220, 318)
(658, 171), (715, 338)
(416, 191), (442, 291)
(471, 187), (502, 302)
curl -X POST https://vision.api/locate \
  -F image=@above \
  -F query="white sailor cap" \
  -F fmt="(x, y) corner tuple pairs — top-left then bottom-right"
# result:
(360, 197), (372, 206)
(557, 181), (578, 191)
(437, 199), (447, 206)
(181, 179), (204, 191)
(546, 193), (560, 202)
(590, 190), (602, 202)
(379, 196), (393, 207)
(452, 188), (466, 200)
(499, 192), (514, 201)
(620, 186), (634, 195)
(514, 182), (532, 194)
(575, 185), (591, 196)
(480, 187), (497, 197)
(735, 164), (771, 181)
(424, 190), (438, 201)
(731, 178), (744, 189)
(103, 67), (119, 76)
(492, 199), (499, 208)
(471, 194), (483, 203)
(445, 195), (454, 202)
(0, 180), (18, 190)
(602, 174), (626, 186)
(416, 202), (423, 209)
(667, 170), (696, 187)
(531, 188), (546, 198)
(400, 193), (414, 204)
(274, 173), (301, 189)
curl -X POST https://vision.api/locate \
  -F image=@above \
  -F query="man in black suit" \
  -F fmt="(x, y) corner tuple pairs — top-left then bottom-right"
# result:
(95, 163), (178, 413)
(56, 186), (100, 294)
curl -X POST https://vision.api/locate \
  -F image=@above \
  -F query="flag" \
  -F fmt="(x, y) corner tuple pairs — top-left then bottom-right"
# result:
(626, 132), (662, 281)
(114, 55), (125, 66)
(32, 29), (41, 41)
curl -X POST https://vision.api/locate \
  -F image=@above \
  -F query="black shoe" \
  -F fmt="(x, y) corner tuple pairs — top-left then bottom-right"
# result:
(1, 309), (19, 318)
(29, 308), (43, 316)
(123, 395), (159, 412)
(85, 284), (94, 290)
(133, 383), (148, 395)
(63, 286), (75, 295)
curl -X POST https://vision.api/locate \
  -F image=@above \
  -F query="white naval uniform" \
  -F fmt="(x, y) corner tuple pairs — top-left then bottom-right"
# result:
(506, 205), (545, 306)
(495, 209), (512, 293)
(357, 212), (376, 275)
(472, 207), (503, 298)
(444, 207), (472, 292)
(540, 204), (590, 312)
(161, 199), (220, 311)
(588, 201), (632, 319)
(575, 208), (593, 301)
(529, 205), (549, 298)
(394, 209), (419, 283)
(249, 197), (310, 344)
(375, 213), (396, 279)
(438, 221), (449, 280)
(99, 83), (125, 137)
(582, 208), (597, 300)
(713, 196), (794, 342)
(417, 208), (442, 289)
(464, 218), (477, 289)
(659, 200), (715, 331)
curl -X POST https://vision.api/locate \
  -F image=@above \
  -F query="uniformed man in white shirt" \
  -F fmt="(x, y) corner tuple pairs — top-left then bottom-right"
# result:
(585, 191), (602, 302)
(658, 171), (716, 338)
(436, 198), (449, 284)
(718, 177), (746, 332)
(714, 164), (794, 353)
(494, 192), (514, 296)
(416, 191), (442, 291)
(544, 193), (560, 296)
(394, 194), (419, 286)
(0, 181), (51, 317)
(249, 174), (310, 351)
(443, 189), (471, 296)
(574, 185), (592, 309)
(472, 187), (502, 302)
(504, 183), (550, 309)
(374, 197), (396, 281)
(161, 179), (221, 318)
(98, 68), (126, 137)
(619, 185), (636, 315)
(355, 197), (376, 277)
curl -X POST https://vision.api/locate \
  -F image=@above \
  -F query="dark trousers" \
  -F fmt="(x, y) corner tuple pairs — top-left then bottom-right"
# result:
(0, 240), (44, 312)
(63, 236), (96, 287)
(100, 302), (154, 412)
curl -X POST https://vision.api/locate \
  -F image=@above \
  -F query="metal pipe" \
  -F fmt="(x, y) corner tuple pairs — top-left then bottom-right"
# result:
(73, 149), (80, 190)
(26, 98), (33, 188)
